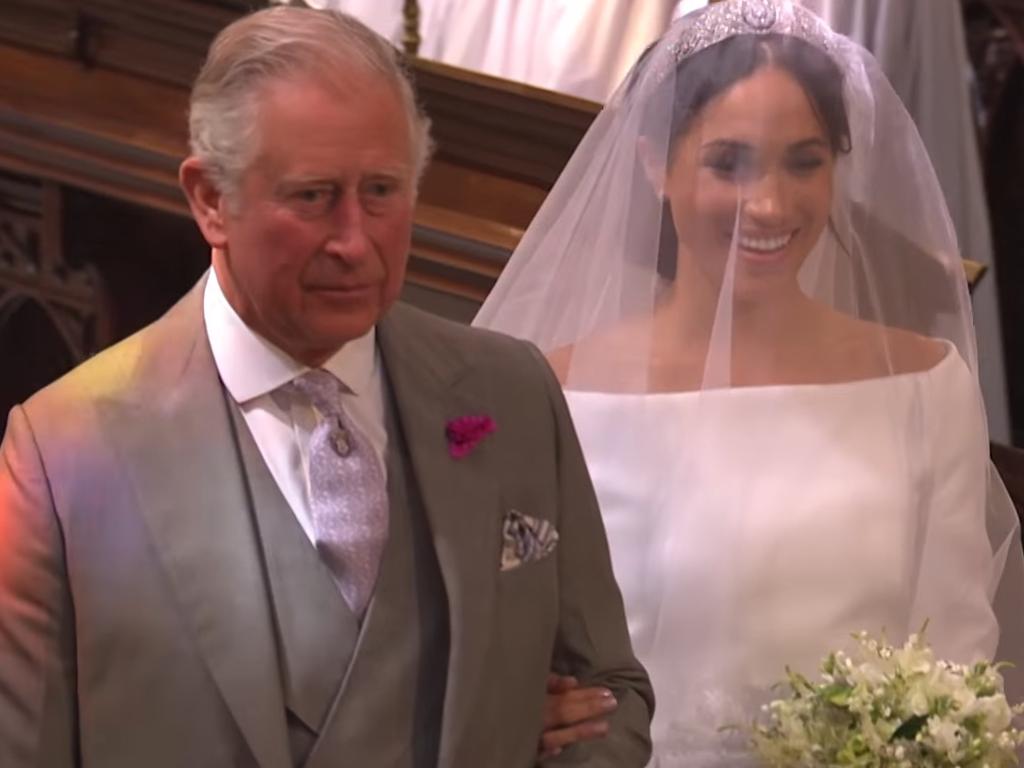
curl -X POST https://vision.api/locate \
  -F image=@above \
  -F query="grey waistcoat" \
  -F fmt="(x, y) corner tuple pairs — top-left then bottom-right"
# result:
(229, 383), (449, 768)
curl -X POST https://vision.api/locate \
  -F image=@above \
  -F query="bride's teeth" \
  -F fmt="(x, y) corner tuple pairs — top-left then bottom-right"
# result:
(739, 233), (792, 252)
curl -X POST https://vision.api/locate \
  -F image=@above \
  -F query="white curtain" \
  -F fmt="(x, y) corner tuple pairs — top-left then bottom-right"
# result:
(296, 0), (684, 102)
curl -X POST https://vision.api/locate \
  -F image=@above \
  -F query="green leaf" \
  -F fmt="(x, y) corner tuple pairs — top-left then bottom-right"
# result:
(890, 714), (928, 742)
(823, 684), (853, 707)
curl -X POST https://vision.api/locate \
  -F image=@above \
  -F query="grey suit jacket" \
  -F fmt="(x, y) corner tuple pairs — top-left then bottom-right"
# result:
(0, 278), (653, 767)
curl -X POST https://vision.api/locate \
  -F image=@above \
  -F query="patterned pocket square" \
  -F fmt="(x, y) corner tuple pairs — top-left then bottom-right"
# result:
(500, 510), (559, 571)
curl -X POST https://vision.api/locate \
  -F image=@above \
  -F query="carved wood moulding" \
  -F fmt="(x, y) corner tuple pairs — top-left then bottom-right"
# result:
(0, 0), (247, 86)
(413, 58), (598, 190)
(0, 0), (597, 191)
(0, 173), (107, 363)
(984, 0), (1024, 55)
(966, 0), (1024, 147)
(0, 46), (522, 303)
(0, 1), (602, 305)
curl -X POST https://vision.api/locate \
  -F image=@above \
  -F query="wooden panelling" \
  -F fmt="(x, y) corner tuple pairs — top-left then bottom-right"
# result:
(413, 58), (598, 190)
(0, 44), (187, 214)
(0, 0), (247, 85)
(0, 0), (605, 307)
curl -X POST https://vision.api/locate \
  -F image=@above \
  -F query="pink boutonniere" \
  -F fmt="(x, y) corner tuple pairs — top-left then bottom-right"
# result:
(445, 414), (496, 459)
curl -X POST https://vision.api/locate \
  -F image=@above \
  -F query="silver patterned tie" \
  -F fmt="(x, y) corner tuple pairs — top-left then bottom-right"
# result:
(287, 368), (388, 617)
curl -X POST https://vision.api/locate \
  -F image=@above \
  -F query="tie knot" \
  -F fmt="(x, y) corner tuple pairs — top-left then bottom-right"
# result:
(287, 368), (345, 414)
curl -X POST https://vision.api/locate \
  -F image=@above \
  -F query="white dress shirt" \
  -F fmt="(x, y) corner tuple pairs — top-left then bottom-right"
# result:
(204, 268), (388, 544)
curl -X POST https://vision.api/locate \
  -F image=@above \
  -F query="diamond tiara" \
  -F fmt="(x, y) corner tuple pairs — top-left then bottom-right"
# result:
(667, 0), (835, 63)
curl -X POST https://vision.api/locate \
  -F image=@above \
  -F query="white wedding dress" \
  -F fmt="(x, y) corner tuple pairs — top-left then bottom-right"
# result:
(565, 344), (999, 765)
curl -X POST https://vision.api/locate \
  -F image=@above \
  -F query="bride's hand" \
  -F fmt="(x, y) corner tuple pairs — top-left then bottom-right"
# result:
(538, 673), (618, 759)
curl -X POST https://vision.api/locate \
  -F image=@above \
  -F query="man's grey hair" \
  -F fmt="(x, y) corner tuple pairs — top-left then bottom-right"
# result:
(188, 5), (434, 201)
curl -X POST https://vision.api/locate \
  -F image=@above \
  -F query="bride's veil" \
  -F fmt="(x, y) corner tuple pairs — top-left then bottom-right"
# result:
(474, 0), (1024, 753)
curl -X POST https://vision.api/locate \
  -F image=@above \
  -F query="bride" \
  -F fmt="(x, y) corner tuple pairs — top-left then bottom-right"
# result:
(475, 0), (1024, 764)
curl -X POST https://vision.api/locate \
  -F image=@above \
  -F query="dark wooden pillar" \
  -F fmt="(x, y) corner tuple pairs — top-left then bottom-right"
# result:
(0, 173), (108, 432)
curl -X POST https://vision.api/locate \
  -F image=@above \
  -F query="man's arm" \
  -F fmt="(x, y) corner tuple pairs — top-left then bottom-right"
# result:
(526, 346), (655, 766)
(0, 405), (79, 767)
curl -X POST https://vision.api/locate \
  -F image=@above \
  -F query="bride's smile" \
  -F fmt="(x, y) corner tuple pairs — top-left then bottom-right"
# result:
(735, 230), (795, 256)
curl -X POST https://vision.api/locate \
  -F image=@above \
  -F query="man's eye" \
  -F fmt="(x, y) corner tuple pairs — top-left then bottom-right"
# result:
(294, 188), (331, 204)
(364, 180), (398, 198)
(286, 187), (337, 217)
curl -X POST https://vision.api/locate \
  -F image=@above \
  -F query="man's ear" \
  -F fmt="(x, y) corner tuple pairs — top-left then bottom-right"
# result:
(637, 136), (666, 198)
(179, 156), (229, 248)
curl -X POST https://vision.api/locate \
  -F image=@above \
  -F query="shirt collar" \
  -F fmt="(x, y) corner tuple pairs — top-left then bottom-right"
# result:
(204, 266), (377, 405)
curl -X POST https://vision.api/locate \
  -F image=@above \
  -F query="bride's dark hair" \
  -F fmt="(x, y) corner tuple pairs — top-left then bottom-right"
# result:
(667, 33), (851, 154)
(648, 33), (852, 278)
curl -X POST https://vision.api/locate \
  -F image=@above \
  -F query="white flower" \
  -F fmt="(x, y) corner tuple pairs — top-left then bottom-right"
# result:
(892, 639), (935, 676)
(749, 628), (1024, 768)
(907, 688), (930, 716)
(951, 684), (977, 712)
(925, 716), (962, 754)
(849, 662), (887, 688)
(970, 695), (1013, 733)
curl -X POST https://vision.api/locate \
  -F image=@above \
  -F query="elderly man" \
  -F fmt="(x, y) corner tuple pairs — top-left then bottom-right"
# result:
(0, 6), (652, 768)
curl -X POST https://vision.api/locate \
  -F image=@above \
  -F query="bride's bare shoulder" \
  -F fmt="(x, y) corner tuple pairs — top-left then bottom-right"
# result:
(544, 318), (655, 387)
(883, 326), (949, 373)
(823, 310), (949, 375)
(545, 344), (574, 385)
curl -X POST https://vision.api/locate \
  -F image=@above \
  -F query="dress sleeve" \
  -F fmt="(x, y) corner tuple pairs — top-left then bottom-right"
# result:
(908, 352), (1000, 663)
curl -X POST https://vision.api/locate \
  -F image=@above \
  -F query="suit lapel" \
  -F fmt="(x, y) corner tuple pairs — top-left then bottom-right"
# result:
(377, 305), (502, 767)
(98, 280), (291, 768)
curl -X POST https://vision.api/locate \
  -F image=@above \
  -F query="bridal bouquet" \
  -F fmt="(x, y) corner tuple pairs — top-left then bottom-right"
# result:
(750, 629), (1024, 767)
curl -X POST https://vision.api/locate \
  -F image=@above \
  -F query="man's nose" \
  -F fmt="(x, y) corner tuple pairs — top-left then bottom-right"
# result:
(324, 194), (371, 261)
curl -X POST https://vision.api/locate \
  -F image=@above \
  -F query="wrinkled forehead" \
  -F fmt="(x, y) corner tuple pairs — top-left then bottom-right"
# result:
(252, 58), (400, 111)
(255, 62), (407, 121)
(247, 71), (412, 173)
